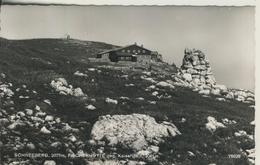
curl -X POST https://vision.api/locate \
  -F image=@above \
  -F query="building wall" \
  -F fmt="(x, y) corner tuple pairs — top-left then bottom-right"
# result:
(96, 44), (155, 63)
(136, 55), (152, 64)
(119, 45), (152, 55)
(118, 56), (132, 61)
(100, 53), (110, 62)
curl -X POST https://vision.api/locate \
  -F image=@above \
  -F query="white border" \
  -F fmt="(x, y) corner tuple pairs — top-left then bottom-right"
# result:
(255, 1), (259, 165)
(3, 0), (256, 6)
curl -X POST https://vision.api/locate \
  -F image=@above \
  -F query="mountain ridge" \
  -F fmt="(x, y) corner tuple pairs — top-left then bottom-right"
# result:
(0, 37), (255, 165)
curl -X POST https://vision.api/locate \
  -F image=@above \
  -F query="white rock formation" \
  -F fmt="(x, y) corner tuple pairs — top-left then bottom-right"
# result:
(74, 71), (88, 77)
(0, 84), (14, 98)
(40, 126), (51, 134)
(90, 114), (181, 151)
(43, 160), (56, 165)
(156, 81), (175, 89)
(50, 78), (86, 97)
(105, 98), (118, 104)
(86, 104), (96, 110)
(175, 48), (254, 104)
(205, 116), (225, 133)
(179, 49), (216, 88)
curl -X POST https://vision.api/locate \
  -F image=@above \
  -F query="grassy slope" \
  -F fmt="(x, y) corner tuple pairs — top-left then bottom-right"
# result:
(0, 38), (255, 165)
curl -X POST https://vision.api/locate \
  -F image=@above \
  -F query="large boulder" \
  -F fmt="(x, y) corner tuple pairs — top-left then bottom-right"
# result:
(90, 114), (181, 151)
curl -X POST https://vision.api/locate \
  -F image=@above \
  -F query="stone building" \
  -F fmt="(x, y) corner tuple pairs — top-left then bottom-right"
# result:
(96, 43), (162, 63)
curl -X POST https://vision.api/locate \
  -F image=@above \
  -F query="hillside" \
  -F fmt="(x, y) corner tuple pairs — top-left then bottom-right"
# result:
(0, 38), (255, 165)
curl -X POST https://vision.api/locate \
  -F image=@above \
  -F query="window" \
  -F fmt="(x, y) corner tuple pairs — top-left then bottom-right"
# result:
(127, 50), (130, 53)
(122, 50), (125, 53)
(142, 50), (146, 53)
(138, 50), (141, 53)
(133, 50), (136, 53)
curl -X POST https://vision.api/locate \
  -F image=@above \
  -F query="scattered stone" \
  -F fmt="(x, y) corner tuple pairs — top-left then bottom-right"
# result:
(125, 83), (135, 87)
(180, 118), (186, 123)
(50, 78), (86, 97)
(26, 142), (36, 150)
(88, 68), (96, 71)
(148, 101), (156, 104)
(205, 116), (225, 133)
(141, 76), (157, 84)
(222, 118), (237, 125)
(182, 73), (192, 82)
(137, 97), (145, 101)
(45, 115), (54, 121)
(43, 160), (56, 165)
(156, 81), (175, 89)
(40, 126), (51, 134)
(51, 142), (62, 148)
(17, 111), (26, 117)
(105, 98), (118, 104)
(188, 151), (195, 157)
(25, 109), (33, 115)
(7, 121), (24, 130)
(198, 89), (210, 95)
(68, 135), (77, 142)
(74, 71), (88, 77)
(152, 91), (159, 96)
(86, 104), (96, 110)
(44, 99), (52, 105)
(216, 98), (226, 102)
(36, 112), (46, 117)
(234, 130), (253, 140)
(120, 96), (130, 100)
(246, 148), (255, 164)
(35, 105), (41, 111)
(74, 88), (85, 97)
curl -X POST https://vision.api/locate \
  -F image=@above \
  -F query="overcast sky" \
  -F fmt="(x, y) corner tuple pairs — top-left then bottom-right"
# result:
(0, 5), (255, 91)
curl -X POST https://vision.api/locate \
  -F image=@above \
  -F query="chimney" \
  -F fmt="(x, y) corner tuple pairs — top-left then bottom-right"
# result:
(134, 42), (137, 45)
(141, 44), (143, 47)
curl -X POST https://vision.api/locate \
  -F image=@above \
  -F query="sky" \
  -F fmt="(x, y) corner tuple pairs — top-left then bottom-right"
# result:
(0, 5), (255, 91)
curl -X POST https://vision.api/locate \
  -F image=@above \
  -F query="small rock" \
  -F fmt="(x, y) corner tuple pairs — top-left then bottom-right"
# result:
(26, 142), (36, 150)
(44, 99), (52, 105)
(152, 91), (159, 96)
(43, 160), (56, 165)
(35, 105), (41, 111)
(149, 145), (159, 153)
(40, 126), (51, 134)
(17, 111), (26, 117)
(68, 135), (77, 142)
(45, 115), (54, 121)
(205, 116), (225, 133)
(51, 142), (62, 148)
(188, 151), (195, 157)
(105, 98), (118, 104)
(36, 112), (46, 117)
(86, 104), (96, 110)
(180, 118), (186, 123)
(55, 118), (61, 123)
(25, 109), (33, 115)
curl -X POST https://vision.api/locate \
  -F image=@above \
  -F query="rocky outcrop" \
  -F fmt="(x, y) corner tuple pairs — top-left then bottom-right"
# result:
(179, 48), (216, 88)
(205, 116), (226, 133)
(50, 78), (86, 97)
(90, 114), (181, 152)
(175, 48), (255, 104)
